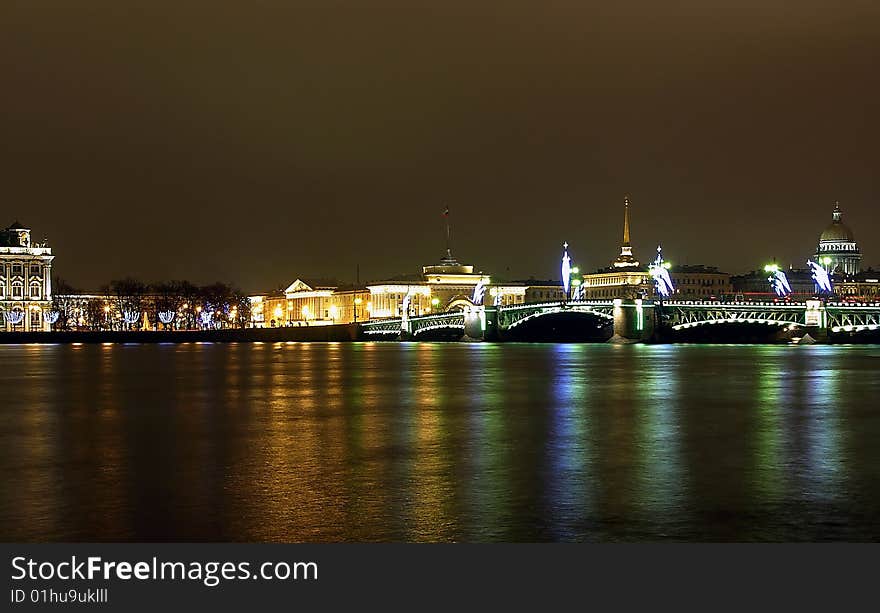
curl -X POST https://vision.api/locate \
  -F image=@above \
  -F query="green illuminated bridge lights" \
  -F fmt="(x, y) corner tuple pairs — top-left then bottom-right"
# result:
(359, 299), (648, 341)
(358, 299), (880, 342)
(664, 299), (880, 333)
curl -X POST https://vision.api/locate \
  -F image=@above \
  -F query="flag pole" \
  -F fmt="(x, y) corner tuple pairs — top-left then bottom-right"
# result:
(444, 206), (451, 259)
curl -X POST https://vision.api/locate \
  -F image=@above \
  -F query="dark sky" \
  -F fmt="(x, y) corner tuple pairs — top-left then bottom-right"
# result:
(3, 1), (879, 292)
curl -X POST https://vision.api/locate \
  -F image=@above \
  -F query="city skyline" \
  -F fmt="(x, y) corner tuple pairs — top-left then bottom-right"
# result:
(3, 2), (878, 291)
(6, 198), (874, 294)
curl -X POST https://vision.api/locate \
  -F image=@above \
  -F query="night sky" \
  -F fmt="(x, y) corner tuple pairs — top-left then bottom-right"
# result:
(3, 2), (878, 292)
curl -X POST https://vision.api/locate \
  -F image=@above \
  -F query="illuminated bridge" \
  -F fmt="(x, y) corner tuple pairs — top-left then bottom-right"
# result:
(359, 298), (880, 342)
(664, 300), (880, 333)
(360, 299), (642, 342)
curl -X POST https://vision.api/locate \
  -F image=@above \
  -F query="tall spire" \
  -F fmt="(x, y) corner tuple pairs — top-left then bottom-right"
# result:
(613, 195), (639, 268)
(440, 205), (458, 265)
(832, 201), (842, 223)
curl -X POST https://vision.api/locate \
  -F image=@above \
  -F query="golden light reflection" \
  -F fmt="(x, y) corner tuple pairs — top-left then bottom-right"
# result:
(406, 344), (456, 541)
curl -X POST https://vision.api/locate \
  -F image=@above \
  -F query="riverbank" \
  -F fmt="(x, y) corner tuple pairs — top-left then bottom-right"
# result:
(0, 324), (360, 344)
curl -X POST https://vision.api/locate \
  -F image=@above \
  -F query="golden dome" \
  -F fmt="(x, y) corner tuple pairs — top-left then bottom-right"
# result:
(818, 203), (855, 243)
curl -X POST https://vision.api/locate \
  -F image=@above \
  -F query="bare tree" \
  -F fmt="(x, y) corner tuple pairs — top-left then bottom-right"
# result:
(51, 277), (80, 330)
(109, 278), (148, 330)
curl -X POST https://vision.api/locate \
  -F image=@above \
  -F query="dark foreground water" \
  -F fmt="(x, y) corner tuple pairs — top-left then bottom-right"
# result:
(1, 342), (879, 542)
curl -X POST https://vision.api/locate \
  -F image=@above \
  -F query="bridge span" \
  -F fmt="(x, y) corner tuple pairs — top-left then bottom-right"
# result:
(359, 299), (880, 343)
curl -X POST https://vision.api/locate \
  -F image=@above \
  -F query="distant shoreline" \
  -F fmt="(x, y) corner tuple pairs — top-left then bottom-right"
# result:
(1, 325), (878, 345)
(0, 325), (360, 344)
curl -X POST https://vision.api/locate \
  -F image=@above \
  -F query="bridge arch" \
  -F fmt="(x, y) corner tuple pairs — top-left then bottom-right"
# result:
(505, 307), (613, 331)
(446, 296), (477, 312)
(500, 305), (614, 342)
(671, 318), (805, 331)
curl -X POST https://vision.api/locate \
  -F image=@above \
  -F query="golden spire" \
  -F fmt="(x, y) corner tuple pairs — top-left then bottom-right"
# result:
(612, 195), (639, 268)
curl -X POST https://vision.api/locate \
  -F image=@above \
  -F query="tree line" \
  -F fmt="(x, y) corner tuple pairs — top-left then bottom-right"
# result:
(51, 278), (252, 331)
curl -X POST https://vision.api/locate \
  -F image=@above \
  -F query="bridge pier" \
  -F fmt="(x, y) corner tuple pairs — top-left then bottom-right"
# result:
(802, 326), (829, 343)
(611, 299), (655, 343)
(464, 306), (498, 341)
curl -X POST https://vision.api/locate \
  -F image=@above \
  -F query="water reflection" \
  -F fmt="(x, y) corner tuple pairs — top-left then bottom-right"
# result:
(1, 343), (878, 542)
(460, 344), (511, 541)
(633, 346), (687, 537)
(544, 345), (591, 541)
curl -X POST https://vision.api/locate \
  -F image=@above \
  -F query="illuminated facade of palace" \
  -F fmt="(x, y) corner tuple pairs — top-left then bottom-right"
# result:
(1, 222), (54, 332)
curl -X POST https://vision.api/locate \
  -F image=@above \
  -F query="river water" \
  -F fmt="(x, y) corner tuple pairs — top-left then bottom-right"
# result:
(1, 342), (878, 541)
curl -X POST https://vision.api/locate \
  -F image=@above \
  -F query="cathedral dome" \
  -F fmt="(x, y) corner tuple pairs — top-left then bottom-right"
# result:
(818, 203), (856, 243)
(819, 218), (855, 242)
(815, 202), (861, 275)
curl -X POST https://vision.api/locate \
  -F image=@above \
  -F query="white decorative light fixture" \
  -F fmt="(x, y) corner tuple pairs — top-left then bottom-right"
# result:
(808, 260), (833, 294)
(158, 311), (175, 325)
(561, 242), (571, 297)
(472, 279), (486, 305)
(6, 310), (25, 325)
(122, 310), (141, 324)
(44, 310), (60, 325)
(649, 245), (675, 298)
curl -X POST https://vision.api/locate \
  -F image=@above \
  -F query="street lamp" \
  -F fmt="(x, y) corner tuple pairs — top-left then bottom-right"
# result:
(354, 297), (363, 322)
(822, 256), (833, 273)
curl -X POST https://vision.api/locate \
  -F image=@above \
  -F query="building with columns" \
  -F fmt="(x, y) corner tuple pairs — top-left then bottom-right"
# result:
(1, 222), (55, 331)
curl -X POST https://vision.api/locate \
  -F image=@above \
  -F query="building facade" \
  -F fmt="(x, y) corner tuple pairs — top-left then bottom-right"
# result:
(1, 222), (54, 331)
(250, 253), (567, 326)
(835, 273), (880, 301)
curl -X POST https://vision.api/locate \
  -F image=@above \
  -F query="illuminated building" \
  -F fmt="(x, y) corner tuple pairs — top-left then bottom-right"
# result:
(0, 222), (54, 331)
(815, 202), (861, 275)
(248, 295), (266, 326)
(369, 251), (490, 318)
(835, 274), (880, 301)
(250, 280), (371, 327)
(249, 253), (565, 326)
(283, 279), (337, 324)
